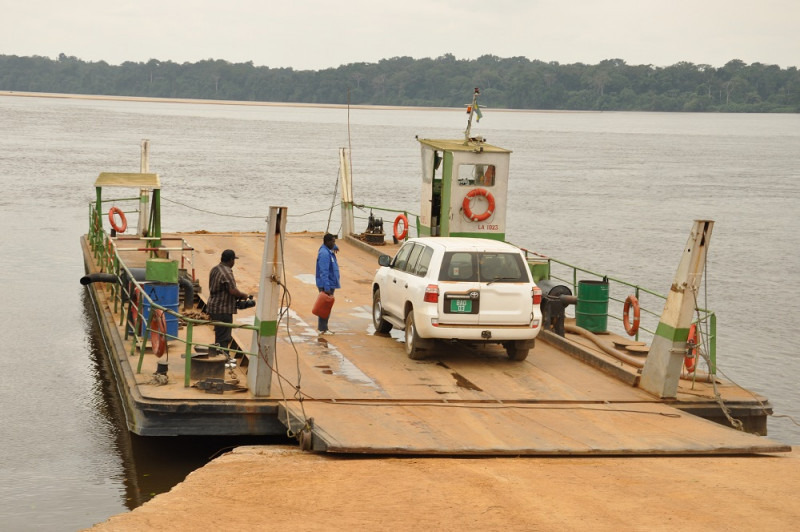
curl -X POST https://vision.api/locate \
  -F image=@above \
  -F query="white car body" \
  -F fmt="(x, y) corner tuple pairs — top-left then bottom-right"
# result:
(372, 237), (542, 360)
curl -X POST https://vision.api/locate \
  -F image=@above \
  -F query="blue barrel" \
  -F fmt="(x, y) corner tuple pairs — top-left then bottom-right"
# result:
(576, 280), (609, 333)
(141, 282), (179, 338)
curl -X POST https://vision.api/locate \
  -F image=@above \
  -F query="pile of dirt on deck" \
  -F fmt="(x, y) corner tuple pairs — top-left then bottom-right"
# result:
(86, 445), (799, 531)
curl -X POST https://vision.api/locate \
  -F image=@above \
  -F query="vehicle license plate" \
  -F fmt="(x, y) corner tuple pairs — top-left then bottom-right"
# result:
(451, 299), (472, 313)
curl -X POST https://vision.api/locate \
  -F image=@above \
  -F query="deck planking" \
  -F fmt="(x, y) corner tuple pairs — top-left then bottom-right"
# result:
(83, 230), (790, 453)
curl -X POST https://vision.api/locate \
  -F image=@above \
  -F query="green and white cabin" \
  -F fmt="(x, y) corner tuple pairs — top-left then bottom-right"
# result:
(417, 136), (511, 241)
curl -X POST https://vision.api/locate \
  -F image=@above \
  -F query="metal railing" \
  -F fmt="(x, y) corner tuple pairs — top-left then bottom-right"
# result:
(88, 202), (260, 387)
(354, 204), (419, 239)
(521, 249), (717, 373)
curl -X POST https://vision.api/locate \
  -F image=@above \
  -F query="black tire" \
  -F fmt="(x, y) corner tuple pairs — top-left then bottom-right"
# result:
(404, 311), (426, 360)
(372, 288), (393, 333)
(505, 340), (532, 361)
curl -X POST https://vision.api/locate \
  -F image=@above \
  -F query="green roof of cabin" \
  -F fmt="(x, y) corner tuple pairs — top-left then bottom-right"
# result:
(94, 172), (161, 189)
(417, 138), (512, 154)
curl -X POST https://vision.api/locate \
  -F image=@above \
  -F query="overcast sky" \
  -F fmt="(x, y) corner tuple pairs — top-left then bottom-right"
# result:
(3, 0), (798, 70)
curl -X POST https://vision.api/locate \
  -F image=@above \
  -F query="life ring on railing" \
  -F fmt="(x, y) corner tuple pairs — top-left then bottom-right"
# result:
(462, 188), (496, 222)
(685, 324), (699, 372)
(623, 294), (640, 336)
(393, 214), (409, 241)
(150, 309), (168, 358)
(108, 207), (127, 233)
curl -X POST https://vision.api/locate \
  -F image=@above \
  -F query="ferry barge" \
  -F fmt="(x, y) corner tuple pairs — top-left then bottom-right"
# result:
(80, 94), (790, 455)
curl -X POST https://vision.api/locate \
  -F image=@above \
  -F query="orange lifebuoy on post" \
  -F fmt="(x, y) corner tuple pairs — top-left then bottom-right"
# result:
(462, 188), (496, 222)
(150, 309), (168, 358)
(108, 207), (128, 233)
(685, 324), (699, 372)
(623, 294), (640, 336)
(393, 214), (409, 241)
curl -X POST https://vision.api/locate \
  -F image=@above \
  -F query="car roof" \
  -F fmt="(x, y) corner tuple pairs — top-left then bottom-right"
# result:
(406, 237), (523, 253)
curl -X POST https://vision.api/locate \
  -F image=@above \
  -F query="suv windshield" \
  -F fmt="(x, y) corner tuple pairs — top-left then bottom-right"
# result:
(438, 252), (528, 283)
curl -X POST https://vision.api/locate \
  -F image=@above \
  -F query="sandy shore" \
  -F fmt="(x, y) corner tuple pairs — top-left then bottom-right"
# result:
(86, 445), (799, 531)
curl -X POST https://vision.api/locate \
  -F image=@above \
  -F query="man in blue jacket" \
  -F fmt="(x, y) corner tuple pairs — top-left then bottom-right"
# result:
(315, 233), (340, 335)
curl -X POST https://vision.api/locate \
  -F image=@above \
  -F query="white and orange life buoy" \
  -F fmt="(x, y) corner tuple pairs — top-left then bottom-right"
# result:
(462, 188), (496, 222)
(623, 294), (640, 336)
(685, 324), (699, 372)
(150, 309), (168, 358)
(108, 207), (127, 233)
(393, 214), (409, 241)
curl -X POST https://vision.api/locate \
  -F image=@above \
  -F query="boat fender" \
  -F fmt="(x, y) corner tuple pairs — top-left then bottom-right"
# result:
(108, 206), (128, 233)
(623, 294), (640, 336)
(393, 214), (409, 241)
(462, 188), (495, 222)
(80, 273), (119, 285)
(149, 309), (168, 357)
(685, 324), (699, 372)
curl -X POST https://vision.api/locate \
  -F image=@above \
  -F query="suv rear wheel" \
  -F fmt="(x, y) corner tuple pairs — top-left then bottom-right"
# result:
(404, 311), (427, 360)
(372, 288), (392, 333)
(505, 340), (532, 361)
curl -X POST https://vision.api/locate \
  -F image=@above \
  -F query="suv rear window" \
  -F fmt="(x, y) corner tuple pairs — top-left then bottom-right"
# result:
(439, 252), (528, 283)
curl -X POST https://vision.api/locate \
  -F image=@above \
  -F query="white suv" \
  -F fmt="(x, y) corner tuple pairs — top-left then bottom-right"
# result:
(372, 237), (542, 360)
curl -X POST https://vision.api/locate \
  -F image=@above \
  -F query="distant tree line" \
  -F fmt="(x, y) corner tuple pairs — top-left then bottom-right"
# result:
(1, 53), (798, 112)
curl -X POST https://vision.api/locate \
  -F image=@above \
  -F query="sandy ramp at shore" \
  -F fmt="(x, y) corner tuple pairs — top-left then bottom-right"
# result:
(87, 445), (798, 531)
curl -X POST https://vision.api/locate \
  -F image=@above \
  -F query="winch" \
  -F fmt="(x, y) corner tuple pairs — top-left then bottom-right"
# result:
(363, 211), (385, 245)
(537, 280), (577, 337)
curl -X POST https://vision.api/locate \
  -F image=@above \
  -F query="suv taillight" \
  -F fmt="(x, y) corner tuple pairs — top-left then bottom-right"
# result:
(424, 284), (440, 303)
(532, 286), (542, 305)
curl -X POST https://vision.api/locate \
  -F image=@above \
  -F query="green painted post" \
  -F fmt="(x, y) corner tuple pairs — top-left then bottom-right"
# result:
(136, 301), (153, 374)
(151, 189), (161, 249)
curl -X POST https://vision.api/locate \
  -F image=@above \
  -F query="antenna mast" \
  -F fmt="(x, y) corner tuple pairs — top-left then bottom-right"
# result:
(464, 87), (481, 142)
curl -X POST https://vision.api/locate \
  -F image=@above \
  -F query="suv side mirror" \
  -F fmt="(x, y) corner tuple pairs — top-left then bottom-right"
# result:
(378, 255), (392, 267)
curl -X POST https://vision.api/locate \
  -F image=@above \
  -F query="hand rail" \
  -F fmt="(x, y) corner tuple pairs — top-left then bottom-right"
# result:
(88, 202), (260, 386)
(520, 248), (717, 373)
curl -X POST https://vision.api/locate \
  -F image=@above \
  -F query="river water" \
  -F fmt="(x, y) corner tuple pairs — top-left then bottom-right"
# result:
(1, 94), (798, 530)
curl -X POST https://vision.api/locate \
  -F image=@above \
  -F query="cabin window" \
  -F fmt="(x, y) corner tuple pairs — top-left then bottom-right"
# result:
(457, 164), (496, 186)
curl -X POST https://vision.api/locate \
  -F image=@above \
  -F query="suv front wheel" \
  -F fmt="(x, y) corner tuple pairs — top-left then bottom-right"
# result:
(372, 288), (393, 333)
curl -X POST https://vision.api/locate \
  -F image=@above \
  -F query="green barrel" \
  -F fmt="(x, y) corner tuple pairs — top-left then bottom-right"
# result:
(576, 280), (609, 332)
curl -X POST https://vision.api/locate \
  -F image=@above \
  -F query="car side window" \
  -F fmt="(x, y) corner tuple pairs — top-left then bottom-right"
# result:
(414, 246), (434, 277)
(392, 243), (414, 271)
(404, 244), (424, 273)
(439, 252), (478, 281)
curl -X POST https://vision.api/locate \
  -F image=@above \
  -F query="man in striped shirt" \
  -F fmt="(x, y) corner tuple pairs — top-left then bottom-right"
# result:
(206, 249), (251, 354)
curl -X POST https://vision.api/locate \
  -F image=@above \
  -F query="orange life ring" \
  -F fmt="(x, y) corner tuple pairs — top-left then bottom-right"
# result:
(393, 214), (409, 241)
(150, 309), (168, 358)
(462, 188), (496, 222)
(685, 324), (699, 372)
(108, 207), (127, 233)
(623, 294), (640, 336)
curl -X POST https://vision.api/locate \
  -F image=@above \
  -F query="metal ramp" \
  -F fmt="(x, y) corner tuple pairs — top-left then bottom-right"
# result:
(280, 400), (790, 455)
